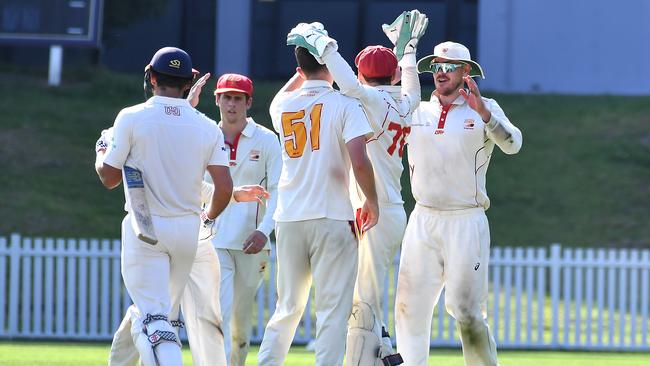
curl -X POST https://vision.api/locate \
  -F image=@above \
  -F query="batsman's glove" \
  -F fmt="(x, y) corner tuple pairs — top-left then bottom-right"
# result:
(199, 209), (217, 242)
(382, 10), (429, 61)
(287, 22), (338, 64)
(95, 127), (113, 153)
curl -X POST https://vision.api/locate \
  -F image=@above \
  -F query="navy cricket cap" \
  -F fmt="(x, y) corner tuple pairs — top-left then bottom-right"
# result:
(145, 47), (199, 78)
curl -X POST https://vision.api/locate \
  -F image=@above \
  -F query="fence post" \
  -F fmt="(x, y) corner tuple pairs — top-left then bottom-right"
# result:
(550, 243), (561, 347)
(8, 233), (22, 337)
(0, 236), (6, 336)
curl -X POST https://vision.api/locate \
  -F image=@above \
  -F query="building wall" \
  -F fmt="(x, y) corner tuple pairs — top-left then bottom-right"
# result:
(478, 0), (650, 95)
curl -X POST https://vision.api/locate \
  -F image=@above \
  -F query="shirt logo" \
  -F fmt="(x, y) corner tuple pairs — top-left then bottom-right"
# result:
(164, 106), (180, 116)
(434, 129), (445, 135)
(250, 150), (260, 161)
(464, 119), (475, 130)
(169, 59), (181, 69)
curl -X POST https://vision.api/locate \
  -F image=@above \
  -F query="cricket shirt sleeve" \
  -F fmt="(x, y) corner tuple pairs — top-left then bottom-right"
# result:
(103, 109), (132, 169)
(208, 126), (230, 167)
(484, 98), (523, 155)
(256, 134), (282, 237)
(341, 98), (374, 143)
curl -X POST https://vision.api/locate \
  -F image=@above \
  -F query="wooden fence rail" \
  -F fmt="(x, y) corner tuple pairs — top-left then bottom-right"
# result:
(1, 234), (648, 350)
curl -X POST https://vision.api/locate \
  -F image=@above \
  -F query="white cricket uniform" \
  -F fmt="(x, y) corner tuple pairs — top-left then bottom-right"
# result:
(257, 80), (373, 366)
(396, 93), (522, 366)
(104, 95), (228, 366)
(109, 182), (229, 366)
(207, 118), (281, 366)
(321, 51), (421, 345)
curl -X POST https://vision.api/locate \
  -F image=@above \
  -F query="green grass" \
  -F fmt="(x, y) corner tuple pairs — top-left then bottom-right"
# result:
(1, 66), (650, 248)
(0, 342), (648, 366)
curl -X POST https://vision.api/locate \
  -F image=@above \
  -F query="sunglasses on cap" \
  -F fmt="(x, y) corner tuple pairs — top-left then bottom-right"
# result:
(430, 62), (466, 73)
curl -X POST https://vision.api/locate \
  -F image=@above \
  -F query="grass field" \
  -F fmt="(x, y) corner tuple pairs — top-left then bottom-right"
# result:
(0, 342), (648, 366)
(1, 65), (649, 248)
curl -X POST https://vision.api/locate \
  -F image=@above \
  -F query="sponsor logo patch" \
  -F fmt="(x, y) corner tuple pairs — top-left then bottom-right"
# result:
(169, 59), (181, 69)
(164, 106), (180, 116)
(250, 150), (260, 161)
(464, 119), (475, 130)
(434, 129), (444, 135)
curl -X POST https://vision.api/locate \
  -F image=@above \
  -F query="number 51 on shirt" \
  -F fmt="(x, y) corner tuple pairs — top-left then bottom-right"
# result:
(281, 104), (322, 158)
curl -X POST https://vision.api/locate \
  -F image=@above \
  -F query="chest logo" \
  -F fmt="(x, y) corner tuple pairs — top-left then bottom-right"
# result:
(250, 150), (261, 161)
(434, 129), (445, 135)
(464, 119), (475, 130)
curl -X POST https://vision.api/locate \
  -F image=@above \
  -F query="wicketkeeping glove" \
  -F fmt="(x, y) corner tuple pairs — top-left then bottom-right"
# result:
(198, 210), (217, 242)
(382, 10), (429, 61)
(287, 22), (338, 64)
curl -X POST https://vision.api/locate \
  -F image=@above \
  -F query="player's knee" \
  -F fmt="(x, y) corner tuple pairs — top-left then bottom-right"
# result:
(131, 313), (181, 365)
(348, 302), (376, 331)
(346, 302), (385, 366)
(447, 303), (483, 330)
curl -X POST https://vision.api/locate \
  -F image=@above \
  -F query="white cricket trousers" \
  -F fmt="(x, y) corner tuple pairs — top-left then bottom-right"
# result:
(395, 205), (498, 366)
(353, 205), (406, 337)
(258, 219), (358, 366)
(181, 240), (228, 366)
(108, 239), (227, 366)
(120, 213), (199, 366)
(218, 248), (269, 366)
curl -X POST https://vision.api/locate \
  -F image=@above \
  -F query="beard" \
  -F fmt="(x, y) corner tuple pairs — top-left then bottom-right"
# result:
(434, 77), (464, 97)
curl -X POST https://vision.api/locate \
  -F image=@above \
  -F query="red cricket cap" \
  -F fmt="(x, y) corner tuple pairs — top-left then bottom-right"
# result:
(214, 73), (254, 97)
(355, 45), (398, 79)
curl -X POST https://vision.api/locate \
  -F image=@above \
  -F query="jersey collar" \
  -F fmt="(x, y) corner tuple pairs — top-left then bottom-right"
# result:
(242, 118), (256, 137)
(430, 92), (466, 106)
(218, 117), (256, 138)
(147, 95), (192, 107)
(301, 80), (332, 89)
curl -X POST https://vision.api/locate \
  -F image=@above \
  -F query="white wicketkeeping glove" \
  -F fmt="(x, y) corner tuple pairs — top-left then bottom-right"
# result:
(287, 22), (338, 64)
(382, 10), (429, 61)
(198, 209), (217, 242)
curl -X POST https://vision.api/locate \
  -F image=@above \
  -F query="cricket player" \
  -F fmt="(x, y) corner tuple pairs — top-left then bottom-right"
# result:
(189, 72), (282, 366)
(285, 11), (428, 365)
(103, 75), (271, 365)
(104, 180), (269, 366)
(395, 41), (523, 366)
(94, 46), (234, 366)
(256, 41), (379, 365)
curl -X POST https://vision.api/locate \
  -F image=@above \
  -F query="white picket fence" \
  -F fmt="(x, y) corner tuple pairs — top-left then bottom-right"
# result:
(1, 233), (649, 351)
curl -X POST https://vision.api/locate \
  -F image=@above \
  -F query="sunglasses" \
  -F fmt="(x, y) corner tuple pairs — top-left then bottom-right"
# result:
(430, 62), (466, 73)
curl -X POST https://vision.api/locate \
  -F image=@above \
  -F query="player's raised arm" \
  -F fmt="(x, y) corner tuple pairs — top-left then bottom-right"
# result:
(287, 22), (380, 106)
(383, 10), (428, 116)
(186, 72), (211, 108)
(269, 72), (305, 133)
(459, 75), (522, 154)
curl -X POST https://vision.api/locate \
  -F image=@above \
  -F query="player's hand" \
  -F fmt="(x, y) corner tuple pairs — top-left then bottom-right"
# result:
(459, 75), (491, 122)
(187, 73), (211, 108)
(242, 230), (268, 254)
(233, 185), (270, 205)
(287, 22), (338, 63)
(382, 10), (429, 61)
(95, 127), (113, 153)
(199, 209), (217, 241)
(359, 200), (379, 237)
